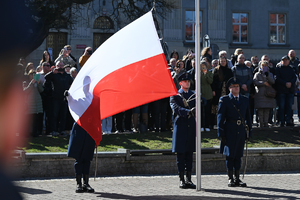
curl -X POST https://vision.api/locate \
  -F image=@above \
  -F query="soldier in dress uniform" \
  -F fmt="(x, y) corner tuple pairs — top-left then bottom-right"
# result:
(170, 73), (196, 189)
(67, 122), (96, 193)
(217, 77), (252, 187)
(65, 78), (96, 193)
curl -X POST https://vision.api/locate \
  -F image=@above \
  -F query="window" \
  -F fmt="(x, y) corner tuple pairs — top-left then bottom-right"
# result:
(93, 33), (113, 51)
(46, 32), (67, 60)
(232, 13), (248, 43)
(93, 16), (114, 29)
(185, 11), (202, 42)
(93, 16), (114, 50)
(270, 14), (286, 44)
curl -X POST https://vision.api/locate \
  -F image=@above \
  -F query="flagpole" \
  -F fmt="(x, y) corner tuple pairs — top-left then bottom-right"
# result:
(94, 147), (97, 181)
(195, 0), (202, 191)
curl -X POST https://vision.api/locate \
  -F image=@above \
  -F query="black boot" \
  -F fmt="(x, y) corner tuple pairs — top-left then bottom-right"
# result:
(179, 172), (186, 189)
(234, 171), (247, 187)
(185, 171), (196, 189)
(228, 171), (235, 187)
(83, 174), (95, 193)
(76, 174), (84, 193)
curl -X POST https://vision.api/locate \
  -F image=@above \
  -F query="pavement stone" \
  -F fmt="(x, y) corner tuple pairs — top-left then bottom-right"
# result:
(13, 114), (300, 199)
(15, 172), (300, 200)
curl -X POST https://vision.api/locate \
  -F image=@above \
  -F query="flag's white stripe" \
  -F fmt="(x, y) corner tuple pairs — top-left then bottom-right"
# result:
(68, 11), (163, 121)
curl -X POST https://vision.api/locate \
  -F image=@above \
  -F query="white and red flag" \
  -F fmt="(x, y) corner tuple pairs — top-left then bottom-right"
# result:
(67, 11), (177, 145)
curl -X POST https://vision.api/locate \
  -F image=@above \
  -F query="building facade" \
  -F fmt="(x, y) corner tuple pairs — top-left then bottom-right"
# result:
(27, 0), (300, 66)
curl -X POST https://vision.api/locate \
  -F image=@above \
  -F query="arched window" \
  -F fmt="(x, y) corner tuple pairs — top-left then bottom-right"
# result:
(93, 16), (114, 29)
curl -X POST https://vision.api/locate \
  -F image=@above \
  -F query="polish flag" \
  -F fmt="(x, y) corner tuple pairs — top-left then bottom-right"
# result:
(67, 11), (178, 145)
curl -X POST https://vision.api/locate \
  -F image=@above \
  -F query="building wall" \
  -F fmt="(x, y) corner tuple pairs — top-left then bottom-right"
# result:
(227, 0), (300, 60)
(27, 0), (300, 67)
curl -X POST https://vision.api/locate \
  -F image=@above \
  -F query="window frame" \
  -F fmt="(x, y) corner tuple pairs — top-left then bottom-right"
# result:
(184, 10), (202, 43)
(232, 13), (248, 44)
(269, 13), (286, 45)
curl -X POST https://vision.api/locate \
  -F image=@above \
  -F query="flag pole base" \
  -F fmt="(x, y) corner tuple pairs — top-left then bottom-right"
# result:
(196, 188), (206, 192)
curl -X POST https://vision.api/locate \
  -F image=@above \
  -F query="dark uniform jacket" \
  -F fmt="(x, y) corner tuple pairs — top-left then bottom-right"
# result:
(67, 122), (95, 161)
(217, 93), (252, 158)
(170, 88), (196, 153)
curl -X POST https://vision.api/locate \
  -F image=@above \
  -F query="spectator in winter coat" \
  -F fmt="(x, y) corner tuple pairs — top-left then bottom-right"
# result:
(23, 69), (44, 137)
(231, 54), (253, 98)
(275, 56), (297, 127)
(253, 61), (276, 128)
(44, 61), (73, 136)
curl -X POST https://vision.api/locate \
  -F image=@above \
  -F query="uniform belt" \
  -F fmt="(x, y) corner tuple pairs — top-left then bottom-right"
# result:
(226, 119), (243, 125)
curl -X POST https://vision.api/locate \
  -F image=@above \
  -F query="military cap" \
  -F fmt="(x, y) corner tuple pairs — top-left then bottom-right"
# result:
(226, 77), (240, 88)
(178, 73), (191, 82)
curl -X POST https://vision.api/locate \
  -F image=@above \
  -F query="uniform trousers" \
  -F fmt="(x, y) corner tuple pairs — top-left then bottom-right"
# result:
(75, 159), (91, 175)
(176, 152), (193, 172)
(226, 156), (242, 171)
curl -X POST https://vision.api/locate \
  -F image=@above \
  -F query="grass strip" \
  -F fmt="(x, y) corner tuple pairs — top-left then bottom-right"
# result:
(21, 128), (300, 153)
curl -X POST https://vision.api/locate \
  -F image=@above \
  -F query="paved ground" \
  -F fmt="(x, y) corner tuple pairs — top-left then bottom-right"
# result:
(13, 114), (300, 199)
(15, 172), (300, 200)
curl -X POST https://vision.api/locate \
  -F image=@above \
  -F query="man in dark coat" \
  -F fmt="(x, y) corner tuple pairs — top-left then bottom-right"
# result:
(67, 122), (96, 193)
(170, 73), (196, 189)
(217, 77), (252, 187)
(44, 61), (73, 136)
(275, 55), (297, 127)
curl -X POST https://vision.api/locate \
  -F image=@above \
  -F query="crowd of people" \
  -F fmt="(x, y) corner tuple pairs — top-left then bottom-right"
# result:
(20, 46), (87, 137)
(20, 45), (300, 137)
(170, 47), (300, 130)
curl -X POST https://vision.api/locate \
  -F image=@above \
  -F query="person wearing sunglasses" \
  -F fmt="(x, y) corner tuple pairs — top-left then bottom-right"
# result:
(55, 45), (77, 69)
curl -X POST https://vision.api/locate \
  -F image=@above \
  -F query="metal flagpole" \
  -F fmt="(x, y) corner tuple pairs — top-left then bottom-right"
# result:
(195, 0), (202, 191)
(94, 147), (98, 181)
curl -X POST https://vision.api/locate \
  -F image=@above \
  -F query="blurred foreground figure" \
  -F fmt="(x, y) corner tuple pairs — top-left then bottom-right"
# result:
(0, 1), (38, 199)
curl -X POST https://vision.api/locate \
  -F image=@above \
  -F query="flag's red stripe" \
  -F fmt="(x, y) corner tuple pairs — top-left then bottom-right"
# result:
(77, 53), (177, 145)
(95, 53), (177, 118)
(77, 95), (102, 146)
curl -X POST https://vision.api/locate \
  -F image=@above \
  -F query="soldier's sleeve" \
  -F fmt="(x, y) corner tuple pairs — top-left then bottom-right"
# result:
(170, 95), (190, 118)
(217, 96), (226, 138)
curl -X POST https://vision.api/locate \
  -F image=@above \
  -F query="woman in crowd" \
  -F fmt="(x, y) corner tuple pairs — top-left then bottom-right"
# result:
(200, 47), (213, 64)
(40, 50), (54, 66)
(36, 65), (42, 73)
(23, 69), (44, 137)
(211, 57), (233, 128)
(253, 61), (276, 128)
(170, 50), (180, 61)
(55, 45), (77, 68)
(200, 61), (213, 131)
(24, 62), (35, 75)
